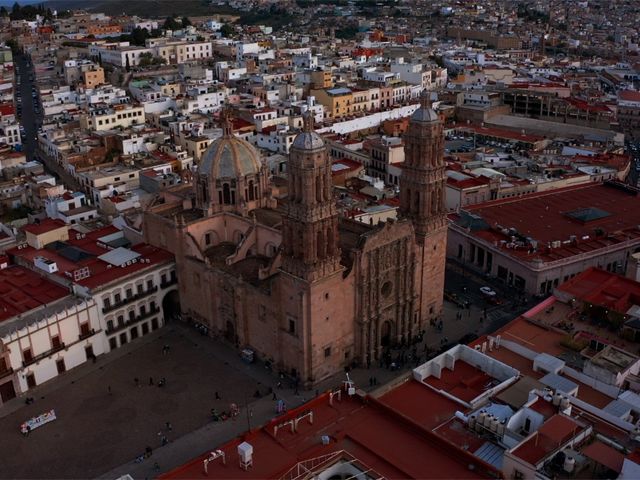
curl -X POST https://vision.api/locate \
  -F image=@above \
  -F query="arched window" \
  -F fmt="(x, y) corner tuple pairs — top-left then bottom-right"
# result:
(222, 183), (231, 204)
(248, 180), (255, 201)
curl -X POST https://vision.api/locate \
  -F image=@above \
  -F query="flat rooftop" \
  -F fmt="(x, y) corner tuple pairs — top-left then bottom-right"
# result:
(9, 226), (173, 290)
(0, 265), (68, 324)
(454, 183), (640, 263)
(160, 391), (499, 480)
(423, 360), (496, 403)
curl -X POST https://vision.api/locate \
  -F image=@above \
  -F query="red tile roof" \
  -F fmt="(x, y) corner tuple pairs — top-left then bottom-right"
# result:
(23, 218), (67, 235)
(0, 266), (68, 323)
(161, 391), (500, 480)
(582, 440), (624, 473)
(511, 414), (586, 465)
(619, 90), (640, 102)
(457, 182), (640, 263)
(557, 267), (640, 313)
(9, 226), (173, 290)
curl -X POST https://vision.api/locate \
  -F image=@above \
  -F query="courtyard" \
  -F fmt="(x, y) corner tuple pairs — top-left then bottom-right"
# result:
(0, 323), (276, 479)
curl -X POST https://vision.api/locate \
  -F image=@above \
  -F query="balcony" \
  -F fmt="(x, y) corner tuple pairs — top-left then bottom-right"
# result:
(106, 307), (160, 335)
(137, 306), (160, 322)
(23, 343), (65, 368)
(79, 328), (100, 341)
(102, 286), (159, 313)
(160, 277), (177, 289)
(0, 367), (13, 379)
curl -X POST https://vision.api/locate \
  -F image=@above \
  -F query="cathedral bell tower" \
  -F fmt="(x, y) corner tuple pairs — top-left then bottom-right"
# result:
(400, 90), (448, 327)
(281, 112), (341, 282)
(399, 91), (447, 240)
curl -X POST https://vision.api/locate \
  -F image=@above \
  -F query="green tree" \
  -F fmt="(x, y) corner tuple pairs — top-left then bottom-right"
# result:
(220, 24), (234, 38)
(138, 52), (154, 67)
(130, 27), (150, 46)
(125, 55), (130, 72)
(0, 7), (8, 17)
(181, 16), (191, 27)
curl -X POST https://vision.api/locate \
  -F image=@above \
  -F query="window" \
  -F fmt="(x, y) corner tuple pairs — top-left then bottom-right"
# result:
(114, 293), (121, 303)
(324, 347), (331, 358)
(146, 279), (153, 290)
(80, 322), (90, 335)
(103, 297), (111, 309)
(126, 288), (133, 299)
(288, 319), (296, 335)
(51, 335), (61, 349)
(23, 348), (33, 363)
(513, 470), (524, 480)
(137, 284), (143, 294)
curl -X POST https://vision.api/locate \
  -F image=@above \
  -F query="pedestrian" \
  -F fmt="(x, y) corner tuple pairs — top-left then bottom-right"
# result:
(161, 436), (168, 446)
(25, 425), (31, 437)
(145, 446), (153, 458)
(315, 389), (319, 397)
(134, 377), (139, 387)
(165, 421), (172, 431)
(272, 391), (277, 400)
(294, 387), (299, 395)
(215, 391), (221, 400)
(149, 377), (154, 386)
(276, 381), (282, 389)
(153, 462), (160, 471)
(108, 385), (112, 395)
(373, 377), (378, 386)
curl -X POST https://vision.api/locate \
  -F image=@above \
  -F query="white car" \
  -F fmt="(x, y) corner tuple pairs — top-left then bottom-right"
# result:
(480, 286), (497, 297)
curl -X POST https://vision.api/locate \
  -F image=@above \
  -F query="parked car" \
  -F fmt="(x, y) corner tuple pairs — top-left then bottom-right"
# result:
(480, 286), (497, 297)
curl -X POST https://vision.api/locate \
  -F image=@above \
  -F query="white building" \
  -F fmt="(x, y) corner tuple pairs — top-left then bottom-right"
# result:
(45, 191), (97, 225)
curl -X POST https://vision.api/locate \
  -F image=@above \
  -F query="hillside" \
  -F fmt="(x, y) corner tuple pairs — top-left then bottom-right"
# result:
(42, 0), (238, 18)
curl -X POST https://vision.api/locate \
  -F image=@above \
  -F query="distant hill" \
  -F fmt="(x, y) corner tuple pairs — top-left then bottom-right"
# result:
(42, 0), (236, 17)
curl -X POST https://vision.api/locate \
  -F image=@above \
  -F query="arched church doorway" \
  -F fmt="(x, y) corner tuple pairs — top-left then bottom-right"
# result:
(162, 289), (180, 323)
(380, 321), (394, 347)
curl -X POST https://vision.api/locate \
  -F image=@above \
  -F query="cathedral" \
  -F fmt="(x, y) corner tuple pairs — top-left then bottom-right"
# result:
(143, 92), (447, 385)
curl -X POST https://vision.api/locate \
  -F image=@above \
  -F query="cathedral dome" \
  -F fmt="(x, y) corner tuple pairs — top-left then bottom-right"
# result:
(411, 90), (439, 123)
(292, 112), (324, 150)
(199, 127), (262, 180)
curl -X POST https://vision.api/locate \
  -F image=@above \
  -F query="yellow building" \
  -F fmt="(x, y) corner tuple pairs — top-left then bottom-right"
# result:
(25, 219), (69, 249)
(311, 87), (353, 120)
(83, 67), (105, 89)
(310, 69), (333, 89)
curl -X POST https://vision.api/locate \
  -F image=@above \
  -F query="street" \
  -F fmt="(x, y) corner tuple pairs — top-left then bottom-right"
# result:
(14, 52), (39, 161)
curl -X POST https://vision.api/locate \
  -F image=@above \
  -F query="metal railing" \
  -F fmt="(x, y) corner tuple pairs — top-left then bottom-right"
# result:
(22, 343), (65, 367)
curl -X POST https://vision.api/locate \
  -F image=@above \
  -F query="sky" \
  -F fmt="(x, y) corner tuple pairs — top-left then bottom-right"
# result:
(0, 0), (43, 6)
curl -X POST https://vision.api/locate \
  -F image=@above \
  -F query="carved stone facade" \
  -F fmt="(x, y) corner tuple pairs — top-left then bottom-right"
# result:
(143, 104), (447, 385)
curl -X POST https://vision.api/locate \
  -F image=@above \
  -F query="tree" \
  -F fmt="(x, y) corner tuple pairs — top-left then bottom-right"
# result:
(0, 7), (8, 17)
(130, 27), (150, 46)
(181, 16), (191, 27)
(125, 55), (130, 72)
(220, 24), (234, 38)
(138, 52), (154, 67)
